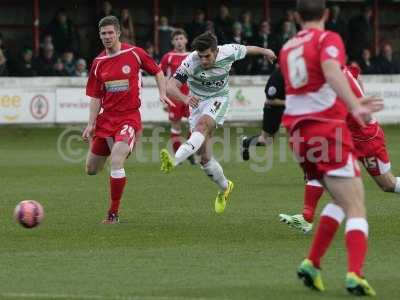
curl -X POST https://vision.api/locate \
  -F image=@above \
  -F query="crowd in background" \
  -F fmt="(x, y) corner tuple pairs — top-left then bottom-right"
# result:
(0, 1), (399, 77)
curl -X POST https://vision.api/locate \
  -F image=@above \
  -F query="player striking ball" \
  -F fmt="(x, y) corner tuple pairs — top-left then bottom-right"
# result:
(83, 16), (173, 224)
(160, 32), (276, 213)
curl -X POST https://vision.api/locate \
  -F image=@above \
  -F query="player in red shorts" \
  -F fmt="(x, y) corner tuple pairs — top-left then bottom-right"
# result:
(279, 65), (400, 233)
(279, 0), (382, 295)
(159, 29), (196, 164)
(82, 16), (173, 224)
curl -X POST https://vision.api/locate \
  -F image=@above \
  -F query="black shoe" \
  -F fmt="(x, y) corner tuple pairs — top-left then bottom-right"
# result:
(102, 212), (120, 224)
(241, 136), (250, 161)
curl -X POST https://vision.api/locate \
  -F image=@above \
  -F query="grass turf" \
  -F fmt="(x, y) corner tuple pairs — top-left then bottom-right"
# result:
(0, 125), (399, 300)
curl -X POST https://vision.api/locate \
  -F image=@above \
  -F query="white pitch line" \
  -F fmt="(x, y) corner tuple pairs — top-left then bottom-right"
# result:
(1, 292), (228, 300)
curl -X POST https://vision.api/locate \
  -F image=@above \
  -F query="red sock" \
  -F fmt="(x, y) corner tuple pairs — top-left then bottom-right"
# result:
(308, 215), (341, 268)
(109, 176), (126, 214)
(171, 132), (182, 153)
(345, 219), (368, 276)
(303, 183), (324, 223)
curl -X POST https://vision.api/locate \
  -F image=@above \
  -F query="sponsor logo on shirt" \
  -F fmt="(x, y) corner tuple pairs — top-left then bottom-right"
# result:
(105, 79), (129, 92)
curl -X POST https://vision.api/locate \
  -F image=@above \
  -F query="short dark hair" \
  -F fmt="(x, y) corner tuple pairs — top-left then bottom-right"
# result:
(98, 15), (120, 31)
(171, 28), (187, 39)
(297, 0), (326, 22)
(191, 32), (218, 52)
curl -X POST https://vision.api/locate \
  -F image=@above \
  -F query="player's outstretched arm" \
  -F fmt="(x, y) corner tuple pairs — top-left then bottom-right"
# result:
(154, 71), (175, 107)
(245, 46), (276, 63)
(322, 60), (383, 126)
(82, 98), (101, 141)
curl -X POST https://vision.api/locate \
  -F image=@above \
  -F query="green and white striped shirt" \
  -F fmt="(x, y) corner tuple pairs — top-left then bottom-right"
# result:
(174, 44), (247, 100)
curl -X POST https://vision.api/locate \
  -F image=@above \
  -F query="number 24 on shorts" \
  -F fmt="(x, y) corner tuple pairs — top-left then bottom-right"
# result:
(120, 124), (135, 138)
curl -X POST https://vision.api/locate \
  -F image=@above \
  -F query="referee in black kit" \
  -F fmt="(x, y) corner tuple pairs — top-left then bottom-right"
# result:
(241, 66), (285, 161)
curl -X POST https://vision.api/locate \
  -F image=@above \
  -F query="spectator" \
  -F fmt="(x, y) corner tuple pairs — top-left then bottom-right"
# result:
(15, 48), (37, 76)
(158, 16), (174, 57)
(53, 58), (68, 76)
(213, 5), (234, 44)
(347, 5), (373, 60)
(277, 21), (296, 51)
(0, 33), (8, 76)
(357, 48), (377, 74)
(229, 22), (252, 75)
(253, 21), (279, 53)
(145, 41), (159, 63)
(185, 9), (207, 43)
(61, 50), (75, 76)
(240, 11), (256, 43)
(40, 34), (53, 52)
(230, 22), (246, 45)
(36, 44), (57, 76)
(283, 9), (299, 36)
(252, 21), (277, 74)
(205, 20), (216, 35)
(74, 58), (88, 77)
(325, 5), (347, 40)
(375, 43), (400, 74)
(0, 48), (7, 76)
(98, 1), (115, 21)
(120, 8), (135, 44)
(46, 9), (78, 54)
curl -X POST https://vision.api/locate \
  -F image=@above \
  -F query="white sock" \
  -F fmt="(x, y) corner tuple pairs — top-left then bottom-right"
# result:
(345, 218), (368, 236)
(307, 179), (323, 187)
(111, 168), (125, 178)
(395, 177), (400, 193)
(321, 203), (346, 223)
(175, 131), (205, 165)
(202, 158), (229, 191)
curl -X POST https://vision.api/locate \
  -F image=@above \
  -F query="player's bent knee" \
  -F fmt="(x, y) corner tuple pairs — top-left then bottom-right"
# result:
(200, 157), (210, 165)
(195, 117), (213, 135)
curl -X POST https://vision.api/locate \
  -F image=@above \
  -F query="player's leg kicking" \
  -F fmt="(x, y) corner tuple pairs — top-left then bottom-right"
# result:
(197, 131), (234, 213)
(160, 97), (234, 212)
(170, 119), (196, 165)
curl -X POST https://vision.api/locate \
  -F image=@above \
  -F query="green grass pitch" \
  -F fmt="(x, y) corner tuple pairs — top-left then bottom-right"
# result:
(0, 125), (399, 300)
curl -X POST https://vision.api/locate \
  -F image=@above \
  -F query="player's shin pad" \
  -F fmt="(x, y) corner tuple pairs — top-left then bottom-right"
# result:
(175, 131), (205, 165)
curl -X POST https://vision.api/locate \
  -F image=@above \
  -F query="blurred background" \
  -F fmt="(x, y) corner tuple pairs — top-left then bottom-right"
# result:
(0, 0), (399, 77)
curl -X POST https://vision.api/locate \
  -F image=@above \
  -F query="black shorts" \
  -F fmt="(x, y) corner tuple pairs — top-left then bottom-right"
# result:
(262, 104), (285, 136)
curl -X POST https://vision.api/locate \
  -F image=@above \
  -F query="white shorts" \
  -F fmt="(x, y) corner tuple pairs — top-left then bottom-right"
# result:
(189, 96), (229, 130)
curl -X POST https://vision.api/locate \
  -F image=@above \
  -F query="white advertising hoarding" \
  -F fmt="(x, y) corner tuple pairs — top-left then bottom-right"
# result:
(0, 89), (55, 124)
(140, 87), (169, 122)
(227, 86), (265, 121)
(364, 83), (400, 124)
(56, 88), (90, 123)
(55, 87), (169, 123)
(1, 77), (399, 124)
